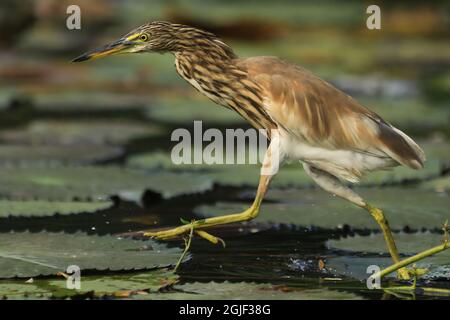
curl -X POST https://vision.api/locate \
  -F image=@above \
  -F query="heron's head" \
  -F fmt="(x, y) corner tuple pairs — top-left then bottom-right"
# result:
(72, 21), (235, 62)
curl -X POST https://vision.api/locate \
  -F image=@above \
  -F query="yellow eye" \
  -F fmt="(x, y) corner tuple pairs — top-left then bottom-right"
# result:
(139, 34), (148, 41)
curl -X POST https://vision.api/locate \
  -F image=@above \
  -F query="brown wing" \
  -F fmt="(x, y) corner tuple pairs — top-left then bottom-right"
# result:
(237, 56), (425, 169)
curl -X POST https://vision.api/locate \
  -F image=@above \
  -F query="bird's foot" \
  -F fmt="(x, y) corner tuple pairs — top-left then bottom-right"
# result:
(144, 219), (225, 246)
(397, 268), (412, 280)
(397, 267), (428, 281)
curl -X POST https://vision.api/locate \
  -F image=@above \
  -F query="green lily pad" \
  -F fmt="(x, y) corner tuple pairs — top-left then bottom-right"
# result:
(420, 176), (450, 193)
(0, 166), (213, 201)
(0, 200), (113, 218)
(328, 232), (448, 256)
(195, 188), (450, 230)
(0, 120), (162, 146)
(0, 144), (123, 166)
(33, 92), (151, 112)
(146, 96), (244, 125)
(135, 281), (362, 300)
(0, 232), (184, 278)
(0, 269), (178, 299)
(327, 232), (450, 280)
(127, 151), (312, 188)
(0, 282), (51, 300)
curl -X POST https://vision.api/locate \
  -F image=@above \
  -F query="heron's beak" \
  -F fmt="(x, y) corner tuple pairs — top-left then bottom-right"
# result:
(72, 37), (138, 62)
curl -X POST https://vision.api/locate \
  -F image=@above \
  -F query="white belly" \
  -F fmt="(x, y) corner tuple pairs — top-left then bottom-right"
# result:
(279, 130), (396, 182)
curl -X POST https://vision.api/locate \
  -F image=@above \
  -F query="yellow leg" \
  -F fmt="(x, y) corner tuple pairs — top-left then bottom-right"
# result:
(144, 175), (272, 242)
(365, 204), (411, 280)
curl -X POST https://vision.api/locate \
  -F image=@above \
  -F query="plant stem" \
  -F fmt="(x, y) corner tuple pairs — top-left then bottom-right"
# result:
(384, 286), (450, 297)
(173, 224), (194, 273)
(369, 242), (450, 281)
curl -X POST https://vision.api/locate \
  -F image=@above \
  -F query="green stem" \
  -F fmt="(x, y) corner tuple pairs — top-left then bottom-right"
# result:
(173, 224), (194, 273)
(384, 286), (450, 297)
(369, 242), (450, 281)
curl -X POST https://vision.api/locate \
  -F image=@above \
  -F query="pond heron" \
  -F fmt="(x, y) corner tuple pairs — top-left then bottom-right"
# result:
(73, 21), (426, 280)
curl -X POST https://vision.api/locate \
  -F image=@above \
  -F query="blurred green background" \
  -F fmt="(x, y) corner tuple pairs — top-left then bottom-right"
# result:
(0, 0), (449, 300)
(0, 0), (449, 193)
(1, 0), (449, 135)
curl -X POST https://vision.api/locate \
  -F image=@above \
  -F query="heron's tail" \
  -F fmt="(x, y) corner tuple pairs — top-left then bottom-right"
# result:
(378, 122), (426, 170)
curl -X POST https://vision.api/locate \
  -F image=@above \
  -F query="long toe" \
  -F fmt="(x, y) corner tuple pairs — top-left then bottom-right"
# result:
(144, 225), (190, 240)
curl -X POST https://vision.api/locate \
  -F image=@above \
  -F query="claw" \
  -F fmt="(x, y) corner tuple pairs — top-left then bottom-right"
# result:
(143, 222), (226, 248)
(397, 268), (412, 280)
(195, 230), (226, 247)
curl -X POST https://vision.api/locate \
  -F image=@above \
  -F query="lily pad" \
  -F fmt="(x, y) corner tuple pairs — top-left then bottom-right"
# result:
(33, 92), (151, 112)
(195, 188), (450, 230)
(135, 281), (362, 300)
(327, 232), (450, 280)
(146, 96), (244, 125)
(127, 151), (312, 188)
(328, 232), (448, 257)
(0, 144), (123, 166)
(420, 176), (450, 193)
(127, 140), (449, 188)
(0, 269), (178, 299)
(0, 282), (51, 300)
(0, 232), (184, 278)
(0, 166), (213, 201)
(0, 120), (162, 146)
(0, 200), (113, 218)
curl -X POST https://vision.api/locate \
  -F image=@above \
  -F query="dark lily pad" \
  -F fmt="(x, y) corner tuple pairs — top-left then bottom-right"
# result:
(0, 120), (162, 146)
(0, 200), (113, 218)
(0, 144), (123, 166)
(0, 268), (178, 299)
(0, 232), (184, 278)
(135, 281), (362, 300)
(195, 188), (450, 230)
(0, 166), (213, 201)
(327, 232), (450, 280)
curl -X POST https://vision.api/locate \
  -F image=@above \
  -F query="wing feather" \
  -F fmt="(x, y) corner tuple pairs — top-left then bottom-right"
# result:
(237, 56), (425, 169)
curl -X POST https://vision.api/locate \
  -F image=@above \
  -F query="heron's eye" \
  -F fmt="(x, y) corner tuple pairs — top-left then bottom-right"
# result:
(139, 34), (148, 41)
